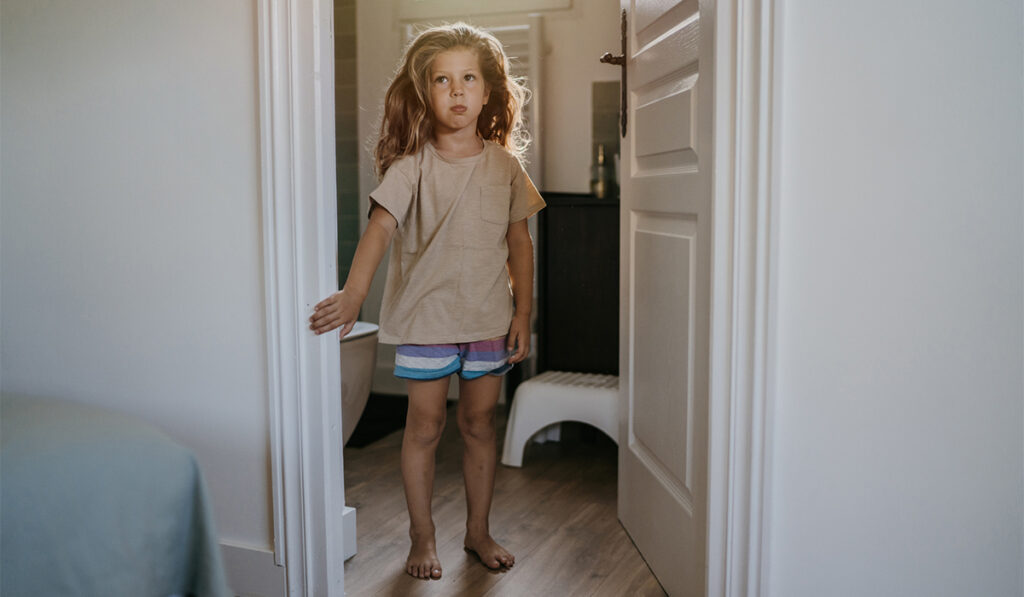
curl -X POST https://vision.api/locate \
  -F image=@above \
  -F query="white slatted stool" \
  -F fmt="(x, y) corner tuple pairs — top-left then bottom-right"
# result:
(501, 371), (619, 467)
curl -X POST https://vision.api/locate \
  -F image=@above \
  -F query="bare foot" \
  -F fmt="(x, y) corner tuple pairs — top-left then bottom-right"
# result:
(406, 533), (442, 580)
(464, 531), (515, 570)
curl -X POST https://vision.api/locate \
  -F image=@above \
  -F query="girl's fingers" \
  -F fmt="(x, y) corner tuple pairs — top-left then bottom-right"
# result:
(309, 308), (327, 326)
(312, 291), (345, 317)
(507, 334), (526, 363)
(309, 310), (331, 329)
(310, 298), (354, 330)
(310, 311), (334, 329)
(311, 312), (336, 334)
(313, 300), (340, 319)
(312, 311), (358, 336)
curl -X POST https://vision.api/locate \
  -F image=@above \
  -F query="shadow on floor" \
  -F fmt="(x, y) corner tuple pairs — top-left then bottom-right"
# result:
(346, 393), (408, 448)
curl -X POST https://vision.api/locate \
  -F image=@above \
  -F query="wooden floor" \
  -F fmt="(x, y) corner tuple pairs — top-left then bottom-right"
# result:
(342, 401), (666, 597)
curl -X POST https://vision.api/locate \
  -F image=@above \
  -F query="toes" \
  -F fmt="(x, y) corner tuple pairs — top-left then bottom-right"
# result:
(405, 557), (441, 579)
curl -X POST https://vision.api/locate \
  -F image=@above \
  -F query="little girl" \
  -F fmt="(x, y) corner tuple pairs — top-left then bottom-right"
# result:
(308, 23), (545, 580)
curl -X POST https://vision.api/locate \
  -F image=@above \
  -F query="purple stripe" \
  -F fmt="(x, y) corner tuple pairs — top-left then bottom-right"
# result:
(397, 344), (458, 358)
(466, 338), (506, 351)
(464, 349), (508, 361)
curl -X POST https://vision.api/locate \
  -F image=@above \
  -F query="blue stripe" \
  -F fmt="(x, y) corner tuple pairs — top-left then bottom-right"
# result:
(459, 362), (514, 380)
(394, 360), (461, 380)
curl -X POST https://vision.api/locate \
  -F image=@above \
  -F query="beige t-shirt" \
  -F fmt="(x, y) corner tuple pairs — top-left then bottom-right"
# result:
(369, 140), (546, 345)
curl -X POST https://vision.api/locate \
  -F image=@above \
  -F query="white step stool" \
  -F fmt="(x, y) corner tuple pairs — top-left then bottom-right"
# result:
(501, 371), (619, 467)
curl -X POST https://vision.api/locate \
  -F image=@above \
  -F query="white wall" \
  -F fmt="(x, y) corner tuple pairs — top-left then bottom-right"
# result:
(540, 1), (621, 193)
(356, 0), (620, 393)
(1, 0), (274, 561)
(769, 2), (1023, 596)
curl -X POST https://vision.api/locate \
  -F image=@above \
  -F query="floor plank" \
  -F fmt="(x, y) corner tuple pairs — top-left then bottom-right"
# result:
(342, 400), (666, 596)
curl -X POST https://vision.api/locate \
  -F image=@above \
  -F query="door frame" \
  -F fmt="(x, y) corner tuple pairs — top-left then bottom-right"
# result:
(258, 0), (782, 594)
(707, 0), (781, 595)
(258, 0), (347, 594)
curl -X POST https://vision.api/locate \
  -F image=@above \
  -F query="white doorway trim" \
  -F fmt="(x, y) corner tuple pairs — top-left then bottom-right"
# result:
(257, 0), (346, 594)
(707, 1), (781, 596)
(256, 0), (782, 594)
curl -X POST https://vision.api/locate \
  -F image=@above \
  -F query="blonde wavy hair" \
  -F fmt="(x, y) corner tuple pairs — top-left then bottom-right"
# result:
(374, 22), (531, 177)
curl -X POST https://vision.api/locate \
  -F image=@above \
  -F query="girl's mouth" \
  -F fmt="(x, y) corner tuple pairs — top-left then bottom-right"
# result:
(451, 105), (467, 113)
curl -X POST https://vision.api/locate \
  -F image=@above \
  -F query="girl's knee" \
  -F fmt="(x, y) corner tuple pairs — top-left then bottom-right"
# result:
(457, 409), (495, 442)
(405, 414), (446, 445)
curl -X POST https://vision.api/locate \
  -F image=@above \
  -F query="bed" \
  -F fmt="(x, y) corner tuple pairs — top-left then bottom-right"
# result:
(1, 393), (230, 596)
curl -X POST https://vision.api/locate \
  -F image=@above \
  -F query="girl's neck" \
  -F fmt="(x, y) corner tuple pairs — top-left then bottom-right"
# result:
(431, 129), (485, 159)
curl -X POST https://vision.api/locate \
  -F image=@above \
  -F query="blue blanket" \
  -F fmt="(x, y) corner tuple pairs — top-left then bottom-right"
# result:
(1, 394), (229, 597)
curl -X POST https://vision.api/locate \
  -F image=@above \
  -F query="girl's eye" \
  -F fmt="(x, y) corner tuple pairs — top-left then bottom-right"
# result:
(434, 75), (448, 84)
(465, 74), (476, 81)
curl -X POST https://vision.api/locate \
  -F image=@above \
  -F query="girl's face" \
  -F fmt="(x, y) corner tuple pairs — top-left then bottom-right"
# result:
(428, 47), (490, 138)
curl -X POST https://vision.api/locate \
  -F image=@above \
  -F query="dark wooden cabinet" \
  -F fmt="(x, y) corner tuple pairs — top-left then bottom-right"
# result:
(537, 193), (619, 375)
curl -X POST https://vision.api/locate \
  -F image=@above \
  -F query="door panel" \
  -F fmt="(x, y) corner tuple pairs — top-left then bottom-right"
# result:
(634, 219), (695, 494)
(619, 0), (711, 595)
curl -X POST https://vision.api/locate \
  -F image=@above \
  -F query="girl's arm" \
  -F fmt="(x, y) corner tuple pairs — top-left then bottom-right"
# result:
(505, 218), (534, 363)
(309, 204), (398, 336)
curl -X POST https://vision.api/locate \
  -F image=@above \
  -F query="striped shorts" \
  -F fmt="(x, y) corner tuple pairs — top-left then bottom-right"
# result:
(394, 337), (513, 381)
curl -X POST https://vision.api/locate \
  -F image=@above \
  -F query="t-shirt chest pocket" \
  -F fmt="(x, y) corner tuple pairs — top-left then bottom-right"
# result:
(467, 184), (510, 247)
(480, 185), (511, 225)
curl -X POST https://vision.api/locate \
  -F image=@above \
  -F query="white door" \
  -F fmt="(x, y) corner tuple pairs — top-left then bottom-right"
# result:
(618, 1), (712, 595)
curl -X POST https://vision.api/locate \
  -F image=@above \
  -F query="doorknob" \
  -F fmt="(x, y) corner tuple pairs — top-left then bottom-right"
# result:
(600, 9), (627, 137)
(599, 52), (624, 66)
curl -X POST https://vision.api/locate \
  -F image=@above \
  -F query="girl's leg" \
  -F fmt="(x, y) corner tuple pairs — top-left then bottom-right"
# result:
(401, 376), (450, 579)
(456, 373), (515, 569)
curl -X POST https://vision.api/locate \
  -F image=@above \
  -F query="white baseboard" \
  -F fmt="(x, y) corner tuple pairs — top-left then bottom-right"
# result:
(343, 506), (357, 561)
(220, 542), (286, 597)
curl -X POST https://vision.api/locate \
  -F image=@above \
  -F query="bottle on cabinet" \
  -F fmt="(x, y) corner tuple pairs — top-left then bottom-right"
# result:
(590, 143), (617, 199)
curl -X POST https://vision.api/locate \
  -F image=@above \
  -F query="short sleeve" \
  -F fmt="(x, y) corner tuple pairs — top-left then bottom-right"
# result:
(368, 158), (416, 223)
(508, 160), (546, 223)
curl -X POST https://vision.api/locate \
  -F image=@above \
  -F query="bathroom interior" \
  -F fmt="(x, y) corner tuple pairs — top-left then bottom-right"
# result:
(338, 0), (622, 446)
(335, 0), (634, 587)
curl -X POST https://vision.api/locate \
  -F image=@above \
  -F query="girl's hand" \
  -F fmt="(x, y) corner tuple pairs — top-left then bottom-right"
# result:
(309, 289), (364, 338)
(506, 315), (531, 364)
